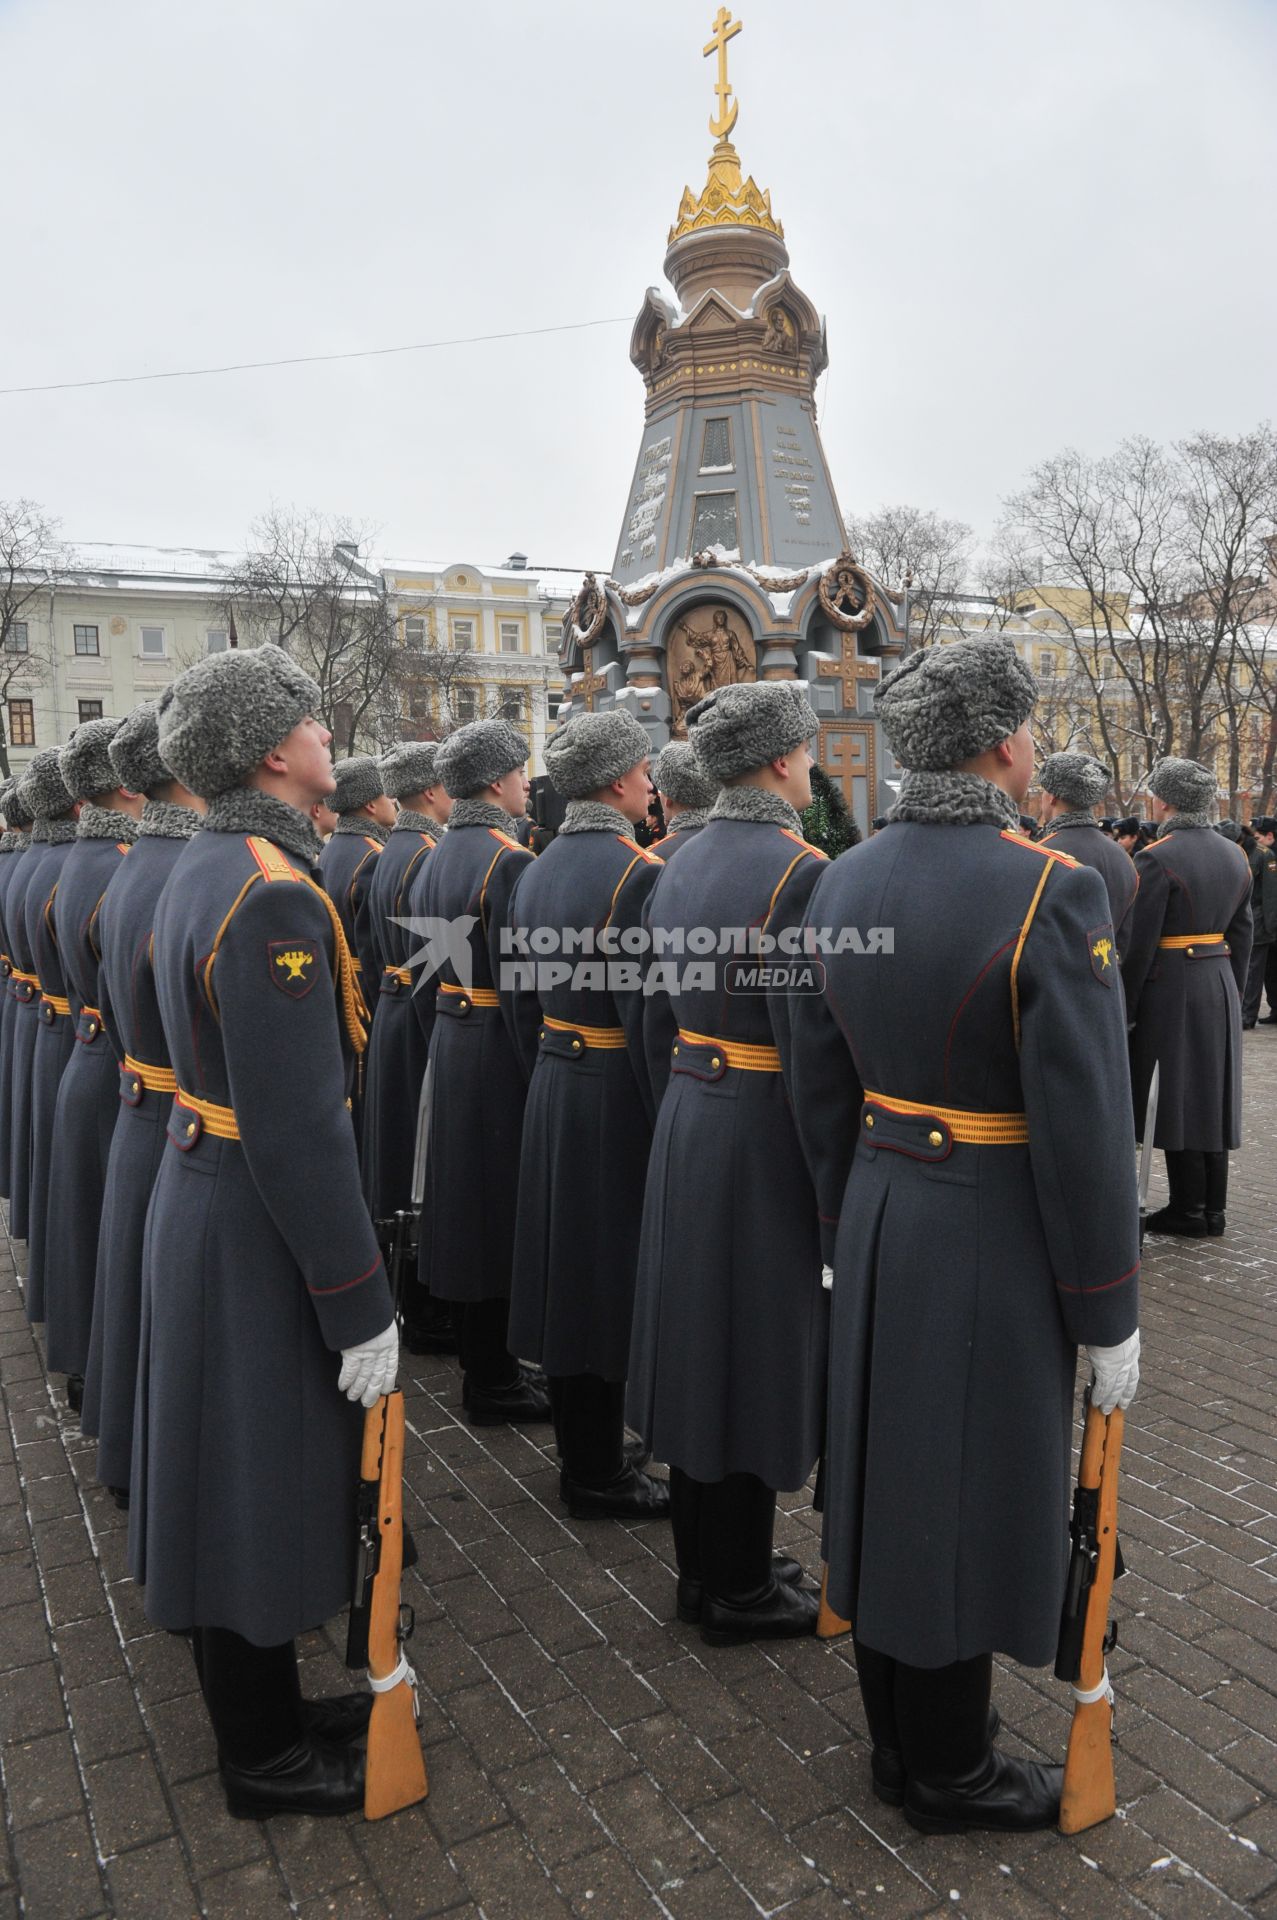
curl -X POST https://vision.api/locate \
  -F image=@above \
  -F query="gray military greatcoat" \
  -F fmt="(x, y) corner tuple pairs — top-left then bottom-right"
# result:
(0, 836), (30, 1202)
(408, 803), (533, 1305)
(130, 806), (392, 1645)
(359, 819), (437, 1223)
(42, 820), (134, 1378)
(24, 831), (78, 1323)
(504, 808), (661, 1379)
(81, 815), (197, 1487)
(1122, 820), (1253, 1152)
(626, 796), (829, 1491)
(4, 840), (44, 1241)
(788, 817), (1141, 1669)
(1039, 816), (1139, 950)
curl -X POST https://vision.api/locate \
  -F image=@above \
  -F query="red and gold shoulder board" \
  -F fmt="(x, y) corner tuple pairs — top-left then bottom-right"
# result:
(246, 836), (301, 883)
(999, 829), (1079, 868)
(487, 828), (526, 852)
(780, 828), (829, 861)
(617, 834), (662, 864)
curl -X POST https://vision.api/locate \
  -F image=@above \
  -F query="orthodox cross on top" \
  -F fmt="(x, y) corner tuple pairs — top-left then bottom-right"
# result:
(703, 7), (743, 141)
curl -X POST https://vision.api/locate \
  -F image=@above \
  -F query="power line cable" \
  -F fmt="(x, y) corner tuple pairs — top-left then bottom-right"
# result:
(0, 314), (634, 399)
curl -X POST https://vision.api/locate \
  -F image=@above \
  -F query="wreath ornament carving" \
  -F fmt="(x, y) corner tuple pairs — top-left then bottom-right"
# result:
(566, 572), (609, 647)
(818, 552), (876, 632)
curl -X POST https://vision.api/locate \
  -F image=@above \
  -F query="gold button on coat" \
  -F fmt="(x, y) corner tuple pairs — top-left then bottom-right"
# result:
(929, 1129), (944, 1147)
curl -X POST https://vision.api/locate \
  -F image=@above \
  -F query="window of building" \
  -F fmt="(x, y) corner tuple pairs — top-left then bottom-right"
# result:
(543, 622), (561, 650)
(78, 700), (104, 725)
(501, 688), (528, 725)
(8, 700), (34, 747)
(1039, 651), (1056, 677)
(699, 416), (733, 471)
(450, 617), (475, 652)
(454, 685), (478, 724)
(499, 620), (522, 654)
(4, 621), (29, 654)
(73, 624), (100, 656)
(140, 625), (166, 658)
(689, 492), (739, 554)
(404, 616), (428, 649)
(205, 629), (230, 654)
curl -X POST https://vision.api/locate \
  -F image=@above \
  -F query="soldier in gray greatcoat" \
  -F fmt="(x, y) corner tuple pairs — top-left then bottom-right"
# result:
(406, 719), (549, 1423)
(1123, 756), (1253, 1236)
(627, 683), (828, 1646)
(41, 719), (143, 1404)
(649, 741), (720, 861)
(130, 646), (398, 1820)
(316, 754), (394, 1145)
(359, 741), (452, 1289)
(79, 705), (205, 1502)
(0, 777), (34, 1204)
(20, 748), (81, 1336)
(504, 711), (670, 1519)
(1037, 751), (1138, 948)
(4, 768), (46, 1243)
(788, 638), (1140, 1835)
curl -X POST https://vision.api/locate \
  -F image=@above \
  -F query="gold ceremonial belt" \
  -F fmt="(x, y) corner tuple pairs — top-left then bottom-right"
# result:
(384, 965), (413, 987)
(863, 1090), (1029, 1146)
(1158, 933), (1224, 951)
(675, 1028), (782, 1072)
(124, 1054), (177, 1094)
(541, 1014), (627, 1051)
(438, 981), (499, 1008)
(40, 993), (71, 1018)
(11, 970), (39, 987)
(175, 1088), (240, 1141)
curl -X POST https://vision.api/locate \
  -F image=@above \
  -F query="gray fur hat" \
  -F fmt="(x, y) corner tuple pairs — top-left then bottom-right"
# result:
(157, 644), (322, 800)
(436, 719), (528, 799)
(19, 746), (75, 821)
(544, 710), (650, 799)
(1039, 750), (1110, 808)
(380, 741), (441, 800)
(60, 716), (123, 802)
(651, 740), (721, 809)
(330, 754), (385, 814)
(109, 702), (170, 796)
(1148, 756), (1216, 813)
(3, 775), (32, 831)
(686, 682), (818, 781)
(876, 639), (1037, 772)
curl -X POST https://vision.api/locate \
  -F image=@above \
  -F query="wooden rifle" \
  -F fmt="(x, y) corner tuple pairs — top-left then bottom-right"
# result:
(345, 1391), (429, 1820)
(1056, 1398), (1125, 1833)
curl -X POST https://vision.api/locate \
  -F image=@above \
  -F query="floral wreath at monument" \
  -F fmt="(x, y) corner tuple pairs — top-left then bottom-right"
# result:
(567, 551), (876, 634)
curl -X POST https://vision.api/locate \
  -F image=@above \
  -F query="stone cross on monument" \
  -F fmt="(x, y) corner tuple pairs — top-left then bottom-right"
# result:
(704, 7), (743, 140)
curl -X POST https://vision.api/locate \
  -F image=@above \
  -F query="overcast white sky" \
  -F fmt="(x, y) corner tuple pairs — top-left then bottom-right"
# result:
(3, 0), (1274, 570)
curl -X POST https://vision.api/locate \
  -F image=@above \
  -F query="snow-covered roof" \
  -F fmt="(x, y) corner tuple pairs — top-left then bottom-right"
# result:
(67, 542), (237, 580)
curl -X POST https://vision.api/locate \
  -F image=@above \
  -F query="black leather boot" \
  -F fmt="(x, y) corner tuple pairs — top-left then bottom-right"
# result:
(677, 1553), (806, 1625)
(1144, 1205), (1206, 1237)
(463, 1366), (552, 1426)
(220, 1738), (365, 1819)
(65, 1374), (84, 1415)
(872, 1708), (1001, 1807)
(701, 1578), (818, 1646)
(1151, 1152), (1208, 1236)
(903, 1749), (1063, 1834)
(698, 1473), (817, 1645)
(561, 1464), (671, 1521)
(302, 1692), (373, 1746)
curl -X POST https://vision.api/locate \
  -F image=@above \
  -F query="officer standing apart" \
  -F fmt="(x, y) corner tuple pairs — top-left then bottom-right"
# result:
(504, 710), (670, 1520)
(1123, 757), (1253, 1236)
(408, 719), (549, 1425)
(131, 646), (398, 1820)
(1242, 816), (1277, 1028)
(649, 741), (720, 860)
(1037, 751), (1138, 948)
(42, 718), (143, 1405)
(788, 638), (1141, 1835)
(80, 703), (206, 1503)
(628, 683), (828, 1645)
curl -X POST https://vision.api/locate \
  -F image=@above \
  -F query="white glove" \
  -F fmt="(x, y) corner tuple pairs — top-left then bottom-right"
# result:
(1086, 1332), (1140, 1414)
(821, 1265), (834, 1292)
(338, 1321), (399, 1408)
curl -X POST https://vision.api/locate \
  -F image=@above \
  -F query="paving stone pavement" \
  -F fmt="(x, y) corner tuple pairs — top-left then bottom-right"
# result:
(2, 1037), (1276, 1918)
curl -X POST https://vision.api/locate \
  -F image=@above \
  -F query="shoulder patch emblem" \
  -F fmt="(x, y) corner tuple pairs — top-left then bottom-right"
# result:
(1089, 925), (1115, 985)
(1000, 829), (1080, 868)
(269, 941), (317, 997)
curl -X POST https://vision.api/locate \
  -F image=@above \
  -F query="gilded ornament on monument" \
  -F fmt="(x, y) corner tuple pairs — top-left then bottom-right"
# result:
(668, 604), (756, 735)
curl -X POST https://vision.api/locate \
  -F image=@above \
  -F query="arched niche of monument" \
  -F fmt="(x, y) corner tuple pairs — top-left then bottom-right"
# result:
(630, 287), (680, 382)
(651, 587), (763, 739)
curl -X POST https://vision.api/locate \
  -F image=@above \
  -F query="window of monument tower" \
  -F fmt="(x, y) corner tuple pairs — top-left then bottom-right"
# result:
(699, 418), (734, 472)
(689, 492), (739, 554)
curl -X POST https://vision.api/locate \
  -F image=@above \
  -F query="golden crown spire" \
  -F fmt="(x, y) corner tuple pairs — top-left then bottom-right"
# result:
(669, 9), (783, 247)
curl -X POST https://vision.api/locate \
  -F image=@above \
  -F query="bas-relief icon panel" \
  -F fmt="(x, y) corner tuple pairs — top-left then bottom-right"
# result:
(667, 601), (757, 736)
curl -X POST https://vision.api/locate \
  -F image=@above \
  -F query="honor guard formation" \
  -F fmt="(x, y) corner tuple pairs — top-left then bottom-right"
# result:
(0, 634), (1262, 1840)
